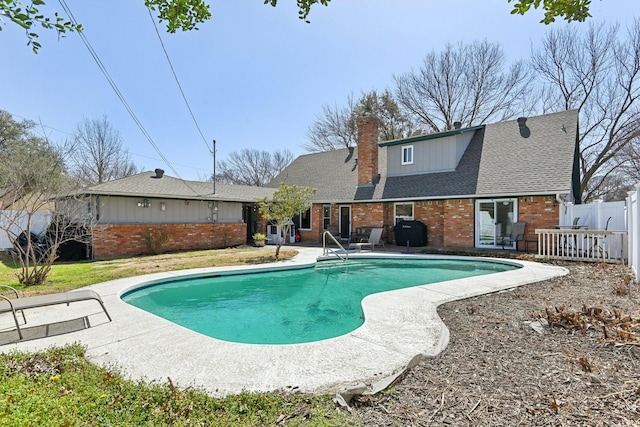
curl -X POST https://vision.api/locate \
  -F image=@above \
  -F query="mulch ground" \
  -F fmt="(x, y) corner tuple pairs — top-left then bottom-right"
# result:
(350, 261), (640, 426)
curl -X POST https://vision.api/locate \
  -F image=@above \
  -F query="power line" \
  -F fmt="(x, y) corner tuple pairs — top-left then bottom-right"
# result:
(146, 7), (212, 154)
(7, 113), (73, 137)
(56, 0), (202, 193)
(8, 111), (210, 174)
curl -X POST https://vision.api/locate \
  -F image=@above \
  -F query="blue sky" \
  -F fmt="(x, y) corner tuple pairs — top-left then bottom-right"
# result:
(2, 0), (637, 181)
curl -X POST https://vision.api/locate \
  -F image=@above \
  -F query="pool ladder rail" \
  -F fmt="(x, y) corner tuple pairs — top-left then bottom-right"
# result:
(322, 231), (349, 260)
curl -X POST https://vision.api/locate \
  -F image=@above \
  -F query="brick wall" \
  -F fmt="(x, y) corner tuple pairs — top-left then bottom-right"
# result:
(92, 223), (246, 259)
(516, 195), (559, 242)
(257, 196), (558, 249)
(297, 204), (324, 243)
(351, 202), (388, 241)
(442, 199), (475, 247)
(414, 200), (445, 246)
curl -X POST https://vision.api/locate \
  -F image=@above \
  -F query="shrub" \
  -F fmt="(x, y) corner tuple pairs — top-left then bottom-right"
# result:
(142, 228), (174, 254)
(252, 232), (267, 241)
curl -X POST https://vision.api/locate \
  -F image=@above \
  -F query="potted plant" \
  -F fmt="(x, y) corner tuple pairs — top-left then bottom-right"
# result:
(252, 232), (267, 247)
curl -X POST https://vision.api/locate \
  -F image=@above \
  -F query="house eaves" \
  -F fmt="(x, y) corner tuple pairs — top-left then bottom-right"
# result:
(378, 125), (485, 147)
(76, 171), (275, 203)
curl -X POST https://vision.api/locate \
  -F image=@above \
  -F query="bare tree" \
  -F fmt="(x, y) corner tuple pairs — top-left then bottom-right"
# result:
(618, 135), (640, 184)
(532, 20), (640, 201)
(394, 40), (533, 133)
(304, 90), (416, 152)
(66, 116), (138, 186)
(215, 148), (294, 186)
(304, 94), (359, 151)
(0, 111), (93, 285)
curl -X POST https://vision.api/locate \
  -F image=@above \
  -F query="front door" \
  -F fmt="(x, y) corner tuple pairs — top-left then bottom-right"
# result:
(339, 205), (351, 240)
(476, 199), (516, 248)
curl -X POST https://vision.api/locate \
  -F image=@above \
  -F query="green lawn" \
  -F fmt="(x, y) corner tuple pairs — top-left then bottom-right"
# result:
(0, 248), (359, 426)
(0, 246), (297, 294)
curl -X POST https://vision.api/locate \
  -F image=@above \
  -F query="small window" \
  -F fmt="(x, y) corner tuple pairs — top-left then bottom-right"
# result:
(394, 202), (414, 224)
(323, 205), (331, 230)
(402, 145), (414, 165)
(293, 208), (312, 230)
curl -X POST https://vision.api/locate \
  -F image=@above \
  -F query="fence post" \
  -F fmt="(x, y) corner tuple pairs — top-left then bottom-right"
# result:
(629, 185), (640, 280)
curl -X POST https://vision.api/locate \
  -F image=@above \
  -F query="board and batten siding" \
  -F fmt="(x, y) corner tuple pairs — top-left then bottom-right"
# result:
(386, 132), (474, 176)
(91, 196), (243, 224)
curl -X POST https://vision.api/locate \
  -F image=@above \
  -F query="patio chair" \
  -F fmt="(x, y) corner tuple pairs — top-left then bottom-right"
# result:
(350, 226), (374, 243)
(348, 227), (384, 252)
(498, 222), (526, 250)
(563, 217), (582, 253)
(0, 285), (112, 340)
(587, 216), (612, 258)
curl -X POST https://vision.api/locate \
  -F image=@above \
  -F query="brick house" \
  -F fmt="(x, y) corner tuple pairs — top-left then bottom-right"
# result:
(74, 169), (275, 258)
(268, 110), (581, 250)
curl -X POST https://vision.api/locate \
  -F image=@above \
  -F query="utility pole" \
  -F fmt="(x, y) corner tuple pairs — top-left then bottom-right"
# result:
(212, 139), (216, 195)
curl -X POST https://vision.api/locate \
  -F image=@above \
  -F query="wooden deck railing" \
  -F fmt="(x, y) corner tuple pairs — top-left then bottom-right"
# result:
(534, 229), (626, 262)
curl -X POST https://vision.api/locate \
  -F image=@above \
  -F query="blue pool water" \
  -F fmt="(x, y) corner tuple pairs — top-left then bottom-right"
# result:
(122, 258), (518, 344)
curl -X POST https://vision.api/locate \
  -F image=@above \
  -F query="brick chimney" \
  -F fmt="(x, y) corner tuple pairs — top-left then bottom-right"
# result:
(356, 115), (379, 186)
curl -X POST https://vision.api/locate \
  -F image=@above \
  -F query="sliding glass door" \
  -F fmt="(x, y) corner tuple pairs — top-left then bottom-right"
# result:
(476, 199), (517, 248)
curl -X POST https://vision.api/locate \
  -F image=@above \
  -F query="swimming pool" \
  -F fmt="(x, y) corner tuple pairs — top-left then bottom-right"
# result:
(122, 257), (518, 344)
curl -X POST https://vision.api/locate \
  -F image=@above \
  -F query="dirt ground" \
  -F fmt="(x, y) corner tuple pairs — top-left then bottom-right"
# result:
(351, 261), (640, 426)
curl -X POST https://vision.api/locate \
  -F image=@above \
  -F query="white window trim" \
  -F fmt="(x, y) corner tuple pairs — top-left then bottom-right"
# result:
(394, 202), (415, 224)
(322, 204), (331, 229)
(401, 145), (414, 165)
(297, 208), (312, 231)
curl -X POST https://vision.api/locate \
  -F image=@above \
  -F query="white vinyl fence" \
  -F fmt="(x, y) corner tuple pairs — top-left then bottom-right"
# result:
(628, 184), (640, 280)
(559, 199), (628, 259)
(536, 198), (628, 263)
(559, 199), (626, 233)
(0, 210), (51, 249)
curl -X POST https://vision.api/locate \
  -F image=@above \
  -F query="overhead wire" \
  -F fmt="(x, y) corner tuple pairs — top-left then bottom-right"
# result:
(56, 0), (210, 195)
(9, 113), (209, 174)
(57, 0), (176, 176)
(8, 113), (74, 137)
(146, 7), (212, 154)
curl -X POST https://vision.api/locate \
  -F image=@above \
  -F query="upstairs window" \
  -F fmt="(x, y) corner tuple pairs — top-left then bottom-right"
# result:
(402, 145), (414, 165)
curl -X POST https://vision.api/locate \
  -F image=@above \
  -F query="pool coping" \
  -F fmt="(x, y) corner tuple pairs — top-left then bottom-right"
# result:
(0, 248), (568, 397)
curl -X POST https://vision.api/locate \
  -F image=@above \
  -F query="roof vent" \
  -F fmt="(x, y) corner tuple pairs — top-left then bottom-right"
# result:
(153, 168), (165, 179)
(453, 121), (462, 130)
(517, 117), (530, 138)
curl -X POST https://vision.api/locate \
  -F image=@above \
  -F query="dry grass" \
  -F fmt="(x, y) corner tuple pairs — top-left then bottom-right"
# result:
(0, 246), (297, 294)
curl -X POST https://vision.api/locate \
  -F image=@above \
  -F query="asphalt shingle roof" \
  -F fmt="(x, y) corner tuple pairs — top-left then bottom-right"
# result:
(80, 171), (275, 202)
(271, 109), (579, 202)
(267, 148), (361, 202)
(82, 110), (578, 204)
(475, 110), (577, 196)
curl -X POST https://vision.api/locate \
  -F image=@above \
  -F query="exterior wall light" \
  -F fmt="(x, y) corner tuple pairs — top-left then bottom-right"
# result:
(137, 199), (151, 208)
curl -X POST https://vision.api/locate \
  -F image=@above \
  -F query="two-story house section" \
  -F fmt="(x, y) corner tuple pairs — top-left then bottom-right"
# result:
(269, 110), (580, 250)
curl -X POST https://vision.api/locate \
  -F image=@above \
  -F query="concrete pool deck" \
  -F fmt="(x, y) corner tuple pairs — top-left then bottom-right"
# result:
(0, 248), (568, 397)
